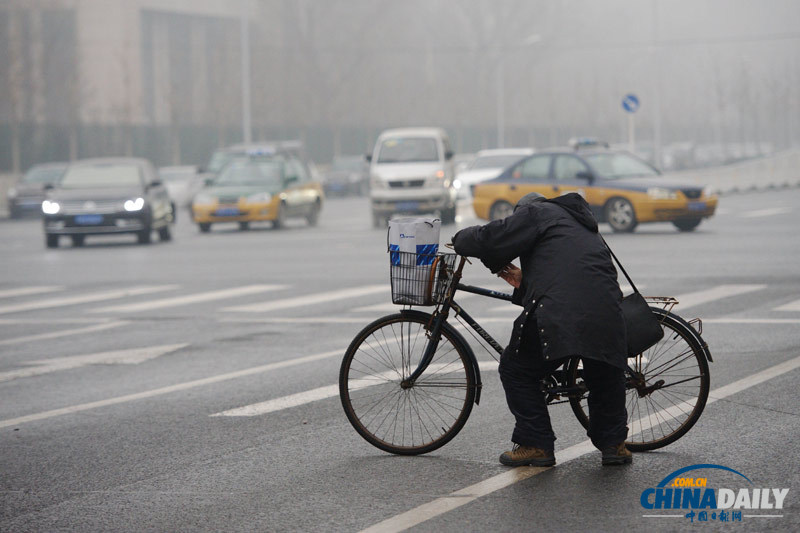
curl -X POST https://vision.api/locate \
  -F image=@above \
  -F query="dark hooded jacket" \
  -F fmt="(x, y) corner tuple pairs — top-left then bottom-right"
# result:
(452, 193), (627, 369)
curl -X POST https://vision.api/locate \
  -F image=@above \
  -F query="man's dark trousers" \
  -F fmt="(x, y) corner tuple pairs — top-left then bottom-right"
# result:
(498, 317), (629, 451)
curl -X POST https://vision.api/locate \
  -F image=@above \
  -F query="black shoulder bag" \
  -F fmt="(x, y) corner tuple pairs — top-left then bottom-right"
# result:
(601, 237), (665, 357)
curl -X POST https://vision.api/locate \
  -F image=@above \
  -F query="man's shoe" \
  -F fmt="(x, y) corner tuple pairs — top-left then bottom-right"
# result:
(601, 442), (633, 466)
(499, 444), (556, 467)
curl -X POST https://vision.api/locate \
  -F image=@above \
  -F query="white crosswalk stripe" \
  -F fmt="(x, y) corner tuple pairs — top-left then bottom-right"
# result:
(0, 286), (64, 299)
(0, 320), (130, 347)
(774, 298), (800, 312)
(673, 284), (766, 310)
(91, 284), (288, 313)
(222, 285), (388, 313)
(740, 207), (792, 218)
(0, 285), (178, 315)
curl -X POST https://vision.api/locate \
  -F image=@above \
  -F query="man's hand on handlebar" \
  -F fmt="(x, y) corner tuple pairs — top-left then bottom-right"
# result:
(497, 263), (522, 289)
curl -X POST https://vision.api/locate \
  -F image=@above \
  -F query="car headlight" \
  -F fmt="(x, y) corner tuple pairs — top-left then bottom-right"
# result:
(193, 193), (217, 205)
(247, 192), (272, 203)
(7, 187), (17, 199)
(453, 179), (462, 190)
(370, 175), (385, 189)
(42, 200), (60, 214)
(124, 197), (145, 211)
(702, 185), (717, 197)
(647, 187), (678, 200)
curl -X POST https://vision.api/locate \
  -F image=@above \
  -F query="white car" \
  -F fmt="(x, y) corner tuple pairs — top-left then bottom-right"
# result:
(158, 165), (203, 208)
(454, 148), (534, 201)
(368, 127), (458, 226)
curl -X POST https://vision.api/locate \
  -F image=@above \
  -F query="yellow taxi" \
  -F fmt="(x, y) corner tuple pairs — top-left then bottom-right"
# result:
(472, 145), (718, 232)
(191, 146), (323, 232)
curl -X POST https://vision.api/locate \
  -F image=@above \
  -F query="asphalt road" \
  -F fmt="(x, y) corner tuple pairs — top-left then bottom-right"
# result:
(1, 190), (799, 532)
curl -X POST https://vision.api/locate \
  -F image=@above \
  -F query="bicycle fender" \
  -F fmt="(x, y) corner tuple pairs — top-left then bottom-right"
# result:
(652, 307), (713, 363)
(400, 309), (484, 405)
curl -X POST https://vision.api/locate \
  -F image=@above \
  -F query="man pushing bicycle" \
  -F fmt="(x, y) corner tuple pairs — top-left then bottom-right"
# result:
(452, 192), (633, 466)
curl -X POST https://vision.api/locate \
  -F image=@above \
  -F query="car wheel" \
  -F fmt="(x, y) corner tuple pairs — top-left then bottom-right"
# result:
(489, 201), (514, 221)
(158, 225), (172, 241)
(306, 200), (321, 227)
(673, 218), (702, 232)
(605, 197), (638, 233)
(441, 205), (457, 225)
(71, 235), (85, 247)
(45, 234), (59, 248)
(199, 223), (211, 233)
(238, 221), (250, 231)
(273, 202), (287, 229)
(137, 229), (152, 244)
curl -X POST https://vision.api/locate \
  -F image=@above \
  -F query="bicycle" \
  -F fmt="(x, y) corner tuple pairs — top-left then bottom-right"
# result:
(339, 251), (713, 455)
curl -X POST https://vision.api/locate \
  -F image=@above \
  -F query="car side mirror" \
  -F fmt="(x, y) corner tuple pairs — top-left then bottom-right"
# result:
(148, 179), (163, 189)
(576, 171), (594, 183)
(43, 183), (55, 191)
(365, 154), (372, 163)
(204, 177), (215, 186)
(445, 150), (454, 160)
(285, 175), (299, 186)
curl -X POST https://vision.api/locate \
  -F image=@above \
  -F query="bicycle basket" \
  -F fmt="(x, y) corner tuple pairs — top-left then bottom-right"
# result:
(389, 251), (457, 306)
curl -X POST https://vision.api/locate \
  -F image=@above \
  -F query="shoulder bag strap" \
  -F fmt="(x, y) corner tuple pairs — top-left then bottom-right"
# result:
(599, 235), (640, 294)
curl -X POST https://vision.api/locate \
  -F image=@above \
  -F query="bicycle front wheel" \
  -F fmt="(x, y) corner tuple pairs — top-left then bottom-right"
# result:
(567, 308), (710, 452)
(339, 311), (476, 455)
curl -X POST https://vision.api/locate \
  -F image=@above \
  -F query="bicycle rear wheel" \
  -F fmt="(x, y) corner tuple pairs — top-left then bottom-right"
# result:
(567, 308), (710, 452)
(339, 311), (476, 455)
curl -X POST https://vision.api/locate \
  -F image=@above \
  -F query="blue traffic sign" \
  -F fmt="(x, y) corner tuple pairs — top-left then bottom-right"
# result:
(622, 94), (640, 113)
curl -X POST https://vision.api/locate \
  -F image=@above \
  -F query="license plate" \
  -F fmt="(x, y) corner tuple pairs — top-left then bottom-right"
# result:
(74, 214), (103, 225)
(396, 201), (419, 211)
(688, 202), (706, 212)
(214, 207), (241, 217)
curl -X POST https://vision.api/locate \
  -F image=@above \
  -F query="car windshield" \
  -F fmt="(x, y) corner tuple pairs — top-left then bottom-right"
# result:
(470, 155), (527, 170)
(214, 159), (284, 187)
(377, 137), (439, 163)
(584, 153), (660, 179)
(207, 151), (236, 174)
(59, 164), (142, 189)
(159, 169), (196, 182)
(331, 158), (364, 171)
(23, 166), (65, 184)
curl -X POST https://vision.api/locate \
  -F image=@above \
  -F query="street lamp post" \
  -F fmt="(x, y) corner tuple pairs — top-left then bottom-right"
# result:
(495, 34), (541, 148)
(240, 0), (252, 144)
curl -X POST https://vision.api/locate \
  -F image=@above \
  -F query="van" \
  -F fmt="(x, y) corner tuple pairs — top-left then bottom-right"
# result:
(367, 127), (457, 227)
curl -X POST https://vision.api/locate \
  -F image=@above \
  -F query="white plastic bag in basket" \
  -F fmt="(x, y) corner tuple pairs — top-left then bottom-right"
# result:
(388, 218), (441, 305)
(387, 217), (441, 266)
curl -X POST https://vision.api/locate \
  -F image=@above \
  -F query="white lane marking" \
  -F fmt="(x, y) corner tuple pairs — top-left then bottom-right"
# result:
(0, 343), (187, 383)
(673, 284), (765, 310)
(0, 286), (64, 299)
(360, 355), (800, 533)
(91, 284), (288, 313)
(774, 299), (800, 312)
(740, 207), (792, 218)
(704, 318), (800, 324)
(222, 285), (387, 313)
(0, 348), (343, 429)
(211, 361), (499, 418)
(0, 320), (130, 347)
(0, 286), (178, 315)
(0, 318), (117, 325)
